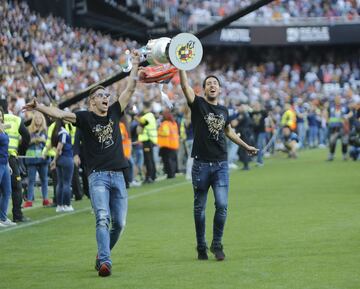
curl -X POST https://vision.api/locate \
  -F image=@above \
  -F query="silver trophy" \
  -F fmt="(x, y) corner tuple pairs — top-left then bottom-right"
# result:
(120, 33), (203, 72)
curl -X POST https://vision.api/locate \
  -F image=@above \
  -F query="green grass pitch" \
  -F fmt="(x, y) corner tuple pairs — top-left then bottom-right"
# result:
(0, 149), (359, 289)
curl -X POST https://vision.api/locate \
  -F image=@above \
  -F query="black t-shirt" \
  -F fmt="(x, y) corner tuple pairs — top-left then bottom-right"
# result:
(249, 110), (267, 134)
(75, 102), (128, 175)
(189, 96), (229, 161)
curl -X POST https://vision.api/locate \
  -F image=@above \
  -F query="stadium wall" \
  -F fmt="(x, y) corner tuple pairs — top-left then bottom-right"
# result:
(201, 24), (360, 46)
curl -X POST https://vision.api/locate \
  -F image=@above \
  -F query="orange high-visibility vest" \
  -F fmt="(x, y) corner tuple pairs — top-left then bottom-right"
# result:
(157, 120), (179, 150)
(119, 122), (131, 159)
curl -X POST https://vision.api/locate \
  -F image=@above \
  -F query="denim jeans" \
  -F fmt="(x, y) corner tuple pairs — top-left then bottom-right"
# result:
(192, 159), (229, 247)
(132, 143), (143, 179)
(319, 126), (328, 145)
(185, 140), (193, 179)
(0, 163), (12, 221)
(88, 171), (128, 266)
(27, 162), (49, 201)
(308, 126), (319, 147)
(227, 138), (238, 164)
(56, 156), (74, 206)
(297, 122), (306, 148)
(256, 132), (267, 164)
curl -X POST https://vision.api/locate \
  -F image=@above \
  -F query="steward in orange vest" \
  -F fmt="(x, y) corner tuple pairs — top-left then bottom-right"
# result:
(157, 111), (179, 179)
(119, 118), (133, 188)
(119, 122), (132, 160)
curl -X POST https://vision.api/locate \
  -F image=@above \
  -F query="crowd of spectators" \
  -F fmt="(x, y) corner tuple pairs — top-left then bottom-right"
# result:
(130, 0), (360, 30)
(0, 0), (138, 115)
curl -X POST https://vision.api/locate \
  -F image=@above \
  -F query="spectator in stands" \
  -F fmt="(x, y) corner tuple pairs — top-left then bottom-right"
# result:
(24, 111), (50, 208)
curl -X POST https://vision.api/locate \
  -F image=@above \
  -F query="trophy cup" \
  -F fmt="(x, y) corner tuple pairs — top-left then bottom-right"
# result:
(120, 33), (203, 73)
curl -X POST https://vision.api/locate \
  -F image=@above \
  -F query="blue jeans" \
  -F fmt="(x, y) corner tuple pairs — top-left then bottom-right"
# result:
(56, 156), (74, 206)
(256, 132), (267, 164)
(227, 138), (238, 164)
(27, 162), (49, 201)
(297, 122), (306, 148)
(319, 126), (328, 145)
(192, 159), (229, 246)
(88, 171), (128, 266)
(132, 143), (144, 179)
(308, 126), (319, 147)
(0, 163), (12, 221)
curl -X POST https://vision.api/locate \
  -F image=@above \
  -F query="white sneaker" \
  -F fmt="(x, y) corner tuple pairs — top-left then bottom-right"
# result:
(0, 218), (17, 227)
(56, 205), (64, 212)
(63, 205), (74, 212)
(130, 180), (141, 187)
(229, 163), (238, 169)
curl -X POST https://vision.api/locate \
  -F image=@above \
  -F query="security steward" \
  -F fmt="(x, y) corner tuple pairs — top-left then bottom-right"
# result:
(136, 101), (158, 183)
(1, 99), (30, 223)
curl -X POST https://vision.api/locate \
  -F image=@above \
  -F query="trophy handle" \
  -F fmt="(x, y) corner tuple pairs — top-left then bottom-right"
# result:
(119, 50), (133, 72)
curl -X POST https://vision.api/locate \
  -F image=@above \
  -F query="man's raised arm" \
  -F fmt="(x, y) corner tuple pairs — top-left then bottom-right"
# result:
(118, 51), (141, 112)
(179, 70), (195, 104)
(23, 99), (76, 124)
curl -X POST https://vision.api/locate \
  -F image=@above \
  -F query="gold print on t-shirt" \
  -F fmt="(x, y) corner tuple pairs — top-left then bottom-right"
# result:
(92, 119), (114, 149)
(204, 113), (225, 141)
(253, 113), (262, 126)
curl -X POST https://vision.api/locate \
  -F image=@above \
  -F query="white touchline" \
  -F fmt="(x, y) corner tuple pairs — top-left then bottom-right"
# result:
(0, 181), (189, 234)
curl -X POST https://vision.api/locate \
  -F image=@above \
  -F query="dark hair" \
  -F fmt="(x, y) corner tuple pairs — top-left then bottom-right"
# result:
(51, 119), (64, 148)
(89, 85), (105, 97)
(202, 75), (221, 89)
(143, 100), (151, 109)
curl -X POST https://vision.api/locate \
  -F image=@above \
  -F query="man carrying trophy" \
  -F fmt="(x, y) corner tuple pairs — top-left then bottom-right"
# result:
(122, 33), (258, 261)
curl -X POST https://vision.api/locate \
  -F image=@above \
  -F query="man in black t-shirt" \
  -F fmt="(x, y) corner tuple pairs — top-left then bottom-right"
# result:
(179, 70), (258, 261)
(23, 52), (141, 277)
(249, 102), (268, 166)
